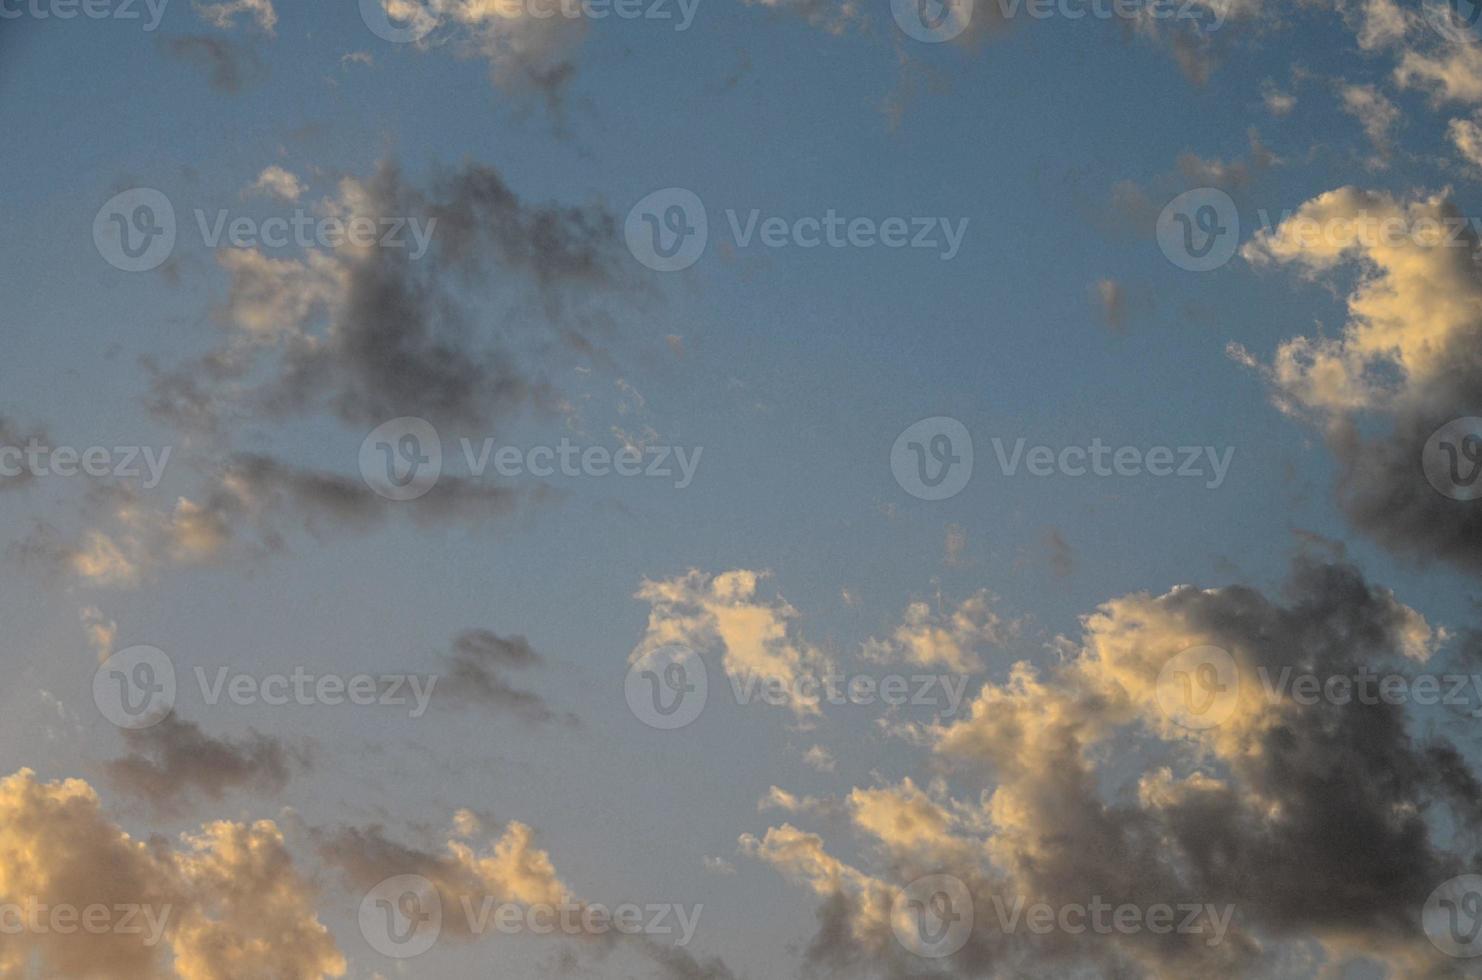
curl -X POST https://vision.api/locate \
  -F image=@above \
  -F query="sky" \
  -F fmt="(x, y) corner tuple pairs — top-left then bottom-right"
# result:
(6, 0), (1482, 976)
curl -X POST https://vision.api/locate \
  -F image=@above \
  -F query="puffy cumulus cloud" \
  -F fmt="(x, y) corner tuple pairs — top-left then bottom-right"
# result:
(104, 716), (309, 815)
(736, 0), (865, 36)
(243, 164), (303, 203)
(633, 569), (834, 717)
(745, 556), (1480, 978)
(1397, 39), (1482, 103)
(193, 0), (277, 32)
(369, 0), (586, 104)
(1240, 186), (1482, 572)
(1448, 110), (1482, 168)
(861, 590), (1009, 673)
(0, 768), (344, 979)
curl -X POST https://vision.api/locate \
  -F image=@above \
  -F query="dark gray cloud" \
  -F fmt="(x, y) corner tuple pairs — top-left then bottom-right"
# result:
(104, 715), (308, 814)
(439, 628), (576, 725)
(160, 35), (265, 93)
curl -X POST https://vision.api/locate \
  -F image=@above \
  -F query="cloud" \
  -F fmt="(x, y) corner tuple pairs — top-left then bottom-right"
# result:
(438, 628), (575, 724)
(633, 569), (834, 718)
(161, 36), (265, 93)
(1339, 83), (1401, 166)
(367, 0), (587, 103)
(0, 768), (344, 979)
(1241, 186), (1482, 572)
(244, 164), (305, 202)
(861, 589), (1008, 673)
(1094, 277), (1127, 333)
(193, 0), (277, 32)
(746, 554), (1475, 977)
(104, 716), (309, 815)
(153, 159), (624, 434)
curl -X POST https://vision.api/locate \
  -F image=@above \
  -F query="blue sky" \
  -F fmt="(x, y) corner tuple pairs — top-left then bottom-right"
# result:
(3, 0), (1482, 977)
